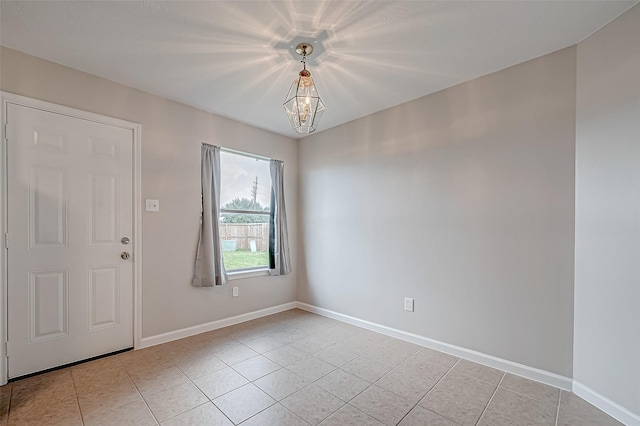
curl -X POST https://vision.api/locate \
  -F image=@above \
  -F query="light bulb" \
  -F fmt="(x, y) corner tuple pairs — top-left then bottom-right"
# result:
(300, 102), (310, 124)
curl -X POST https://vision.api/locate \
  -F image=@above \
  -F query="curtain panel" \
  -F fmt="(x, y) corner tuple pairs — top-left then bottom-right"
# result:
(192, 144), (228, 287)
(269, 159), (292, 276)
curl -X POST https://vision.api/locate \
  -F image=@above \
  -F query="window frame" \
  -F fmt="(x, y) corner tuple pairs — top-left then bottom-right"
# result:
(219, 148), (272, 277)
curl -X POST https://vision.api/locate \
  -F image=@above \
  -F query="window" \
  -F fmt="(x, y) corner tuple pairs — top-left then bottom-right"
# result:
(219, 150), (272, 272)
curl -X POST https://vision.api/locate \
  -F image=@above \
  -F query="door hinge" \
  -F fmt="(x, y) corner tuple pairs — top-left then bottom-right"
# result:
(3, 233), (7, 249)
(4, 341), (8, 357)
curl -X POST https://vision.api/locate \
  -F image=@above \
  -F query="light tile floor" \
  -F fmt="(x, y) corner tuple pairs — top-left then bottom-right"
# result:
(0, 309), (625, 425)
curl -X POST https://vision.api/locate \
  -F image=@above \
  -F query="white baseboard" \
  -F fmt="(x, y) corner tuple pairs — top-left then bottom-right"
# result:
(296, 302), (573, 391)
(573, 381), (640, 426)
(139, 302), (297, 349)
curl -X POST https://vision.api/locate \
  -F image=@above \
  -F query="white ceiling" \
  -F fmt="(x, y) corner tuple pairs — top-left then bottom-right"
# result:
(0, 1), (635, 139)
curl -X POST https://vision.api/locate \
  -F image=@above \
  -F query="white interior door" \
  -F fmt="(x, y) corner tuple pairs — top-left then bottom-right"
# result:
(6, 103), (134, 378)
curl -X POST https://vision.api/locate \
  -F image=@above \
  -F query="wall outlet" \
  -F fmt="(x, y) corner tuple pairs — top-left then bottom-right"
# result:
(232, 287), (239, 297)
(145, 199), (160, 212)
(404, 297), (414, 312)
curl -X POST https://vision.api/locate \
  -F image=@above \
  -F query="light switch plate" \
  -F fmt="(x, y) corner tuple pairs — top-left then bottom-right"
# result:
(146, 199), (159, 212)
(404, 297), (414, 312)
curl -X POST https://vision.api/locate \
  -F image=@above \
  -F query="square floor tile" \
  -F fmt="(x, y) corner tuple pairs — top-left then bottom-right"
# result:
(404, 348), (459, 370)
(379, 340), (421, 360)
(342, 356), (395, 383)
(8, 394), (83, 426)
(244, 335), (288, 354)
(145, 382), (208, 422)
(119, 347), (173, 376)
(289, 334), (337, 354)
(130, 365), (189, 397)
(174, 352), (227, 381)
(254, 368), (312, 400)
(263, 345), (308, 367)
(376, 362), (448, 403)
(286, 357), (336, 381)
(499, 374), (559, 405)
(359, 347), (406, 370)
(160, 402), (233, 426)
(318, 404), (384, 426)
(314, 343), (361, 367)
(452, 360), (504, 386)
(11, 369), (76, 403)
(71, 356), (129, 395)
(232, 355), (281, 381)
(241, 403), (310, 426)
(557, 391), (624, 426)
(83, 399), (156, 426)
(350, 385), (414, 425)
(419, 372), (495, 426)
(353, 330), (391, 347)
(315, 369), (371, 402)
(198, 336), (238, 353)
(214, 344), (259, 366)
(77, 379), (142, 421)
(157, 337), (201, 361)
(398, 405), (458, 426)
(193, 367), (248, 400)
(282, 385), (345, 426)
(478, 388), (556, 426)
(213, 383), (275, 424)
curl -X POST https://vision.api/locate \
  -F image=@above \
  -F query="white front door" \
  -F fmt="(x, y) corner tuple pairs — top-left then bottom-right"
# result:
(6, 103), (134, 378)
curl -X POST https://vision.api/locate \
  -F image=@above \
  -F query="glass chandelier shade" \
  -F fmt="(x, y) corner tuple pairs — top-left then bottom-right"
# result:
(283, 43), (325, 134)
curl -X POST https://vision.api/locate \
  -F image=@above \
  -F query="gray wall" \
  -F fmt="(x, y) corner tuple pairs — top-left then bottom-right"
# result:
(0, 46), (299, 338)
(298, 47), (577, 377)
(574, 4), (640, 415)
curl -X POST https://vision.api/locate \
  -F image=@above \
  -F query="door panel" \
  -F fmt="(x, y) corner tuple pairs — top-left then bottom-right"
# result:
(7, 103), (134, 378)
(29, 270), (68, 341)
(88, 266), (120, 330)
(29, 166), (68, 248)
(88, 173), (119, 245)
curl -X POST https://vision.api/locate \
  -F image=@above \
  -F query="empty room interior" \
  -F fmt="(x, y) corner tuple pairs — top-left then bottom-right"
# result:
(0, 1), (639, 425)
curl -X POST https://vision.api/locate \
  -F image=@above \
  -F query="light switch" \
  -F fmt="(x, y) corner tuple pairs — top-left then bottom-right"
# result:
(146, 199), (159, 212)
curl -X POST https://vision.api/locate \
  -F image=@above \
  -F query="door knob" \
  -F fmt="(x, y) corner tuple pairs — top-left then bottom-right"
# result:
(121, 252), (130, 260)
(121, 237), (130, 245)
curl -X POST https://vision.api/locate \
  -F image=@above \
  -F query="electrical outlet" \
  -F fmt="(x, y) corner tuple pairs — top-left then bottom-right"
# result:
(145, 199), (159, 212)
(232, 287), (239, 297)
(404, 297), (414, 312)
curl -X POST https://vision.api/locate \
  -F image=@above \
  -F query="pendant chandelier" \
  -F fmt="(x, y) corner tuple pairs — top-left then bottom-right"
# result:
(283, 43), (326, 134)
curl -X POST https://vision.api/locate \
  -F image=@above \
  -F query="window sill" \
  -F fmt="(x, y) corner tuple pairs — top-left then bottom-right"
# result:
(227, 268), (269, 281)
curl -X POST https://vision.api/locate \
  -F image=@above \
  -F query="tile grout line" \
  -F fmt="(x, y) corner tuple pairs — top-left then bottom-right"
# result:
(67, 369), (85, 425)
(269, 334), (394, 424)
(313, 338), (408, 418)
(474, 371), (506, 426)
(555, 390), (562, 426)
(118, 355), (162, 426)
(233, 324), (353, 425)
(393, 356), (462, 425)
(163, 319), (363, 425)
(4, 384), (12, 425)
(420, 360), (470, 425)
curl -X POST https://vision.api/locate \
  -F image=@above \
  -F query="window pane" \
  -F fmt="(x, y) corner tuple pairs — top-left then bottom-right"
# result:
(220, 151), (271, 213)
(220, 213), (269, 271)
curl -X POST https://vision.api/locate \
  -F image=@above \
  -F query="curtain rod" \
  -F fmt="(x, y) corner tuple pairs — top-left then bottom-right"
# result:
(219, 146), (272, 162)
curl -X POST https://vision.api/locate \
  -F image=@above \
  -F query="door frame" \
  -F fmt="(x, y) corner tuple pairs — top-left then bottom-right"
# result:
(0, 92), (143, 385)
